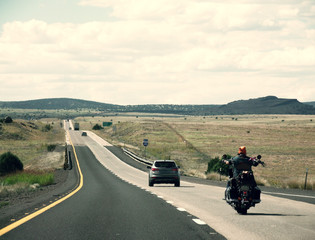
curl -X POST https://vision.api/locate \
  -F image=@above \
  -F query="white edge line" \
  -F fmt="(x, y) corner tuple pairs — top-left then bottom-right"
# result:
(193, 219), (207, 225)
(263, 191), (315, 199)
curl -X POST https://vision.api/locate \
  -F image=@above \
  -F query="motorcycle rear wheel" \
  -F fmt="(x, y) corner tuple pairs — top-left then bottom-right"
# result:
(236, 208), (247, 215)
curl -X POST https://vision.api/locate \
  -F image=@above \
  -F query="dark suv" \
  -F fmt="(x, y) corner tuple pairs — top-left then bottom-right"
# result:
(147, 160), (180, 187)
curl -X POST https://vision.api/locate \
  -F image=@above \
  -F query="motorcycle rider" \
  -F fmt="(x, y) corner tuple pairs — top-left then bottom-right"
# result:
(222, 146), (260, 199)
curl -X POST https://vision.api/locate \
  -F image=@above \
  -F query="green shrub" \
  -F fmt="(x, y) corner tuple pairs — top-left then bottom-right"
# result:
(4, 116), (13, 123)
(47, 144), (56, 152)
(42, 124), (52, 132)
(92, 124), (103, 130)
(206, 155), (231, 176)
(0, 201), (9, 208)
(0, 152), (23, 176)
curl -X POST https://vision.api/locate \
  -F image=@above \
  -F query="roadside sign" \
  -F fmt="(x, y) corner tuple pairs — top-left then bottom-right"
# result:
(143, 139), (149, 147)
(103, 122), (112, 127)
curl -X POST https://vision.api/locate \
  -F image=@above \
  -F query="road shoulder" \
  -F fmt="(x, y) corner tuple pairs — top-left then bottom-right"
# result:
(0, 148), (79, 229)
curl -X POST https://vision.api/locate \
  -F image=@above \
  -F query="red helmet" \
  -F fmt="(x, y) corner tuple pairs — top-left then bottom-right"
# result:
(238, 146), (246, 155)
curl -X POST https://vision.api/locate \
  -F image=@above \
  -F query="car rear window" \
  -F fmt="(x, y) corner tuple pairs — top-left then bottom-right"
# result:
(154, 162), (176, 168)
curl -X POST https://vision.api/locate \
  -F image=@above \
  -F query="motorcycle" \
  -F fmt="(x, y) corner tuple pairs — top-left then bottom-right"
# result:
(222, 155), (265, 215)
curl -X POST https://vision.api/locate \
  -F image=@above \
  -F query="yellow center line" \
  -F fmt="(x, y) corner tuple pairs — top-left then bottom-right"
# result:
(0, 131), (83, 236)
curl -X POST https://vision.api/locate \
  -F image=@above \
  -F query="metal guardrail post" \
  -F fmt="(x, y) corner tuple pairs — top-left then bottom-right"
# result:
(68, 151), (73, 170)
(304, 168), (309, 190)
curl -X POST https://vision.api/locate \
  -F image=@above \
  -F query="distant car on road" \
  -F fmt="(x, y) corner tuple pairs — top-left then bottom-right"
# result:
(81, 132), (87, 136)
(147, 160), (180, 187)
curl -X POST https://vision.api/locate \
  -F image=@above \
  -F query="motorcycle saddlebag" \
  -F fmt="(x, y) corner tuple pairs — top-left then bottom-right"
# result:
(228, 187), (238, 199)
(253, 187), (261, 200)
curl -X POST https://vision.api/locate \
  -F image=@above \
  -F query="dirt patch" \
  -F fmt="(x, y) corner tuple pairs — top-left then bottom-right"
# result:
(26, 151), (64, 171)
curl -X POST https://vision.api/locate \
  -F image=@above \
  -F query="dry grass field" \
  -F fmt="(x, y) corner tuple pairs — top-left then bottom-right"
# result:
(2, 114), (313, 191)
(0, 119), (65, 170)
(78, 114), (315, 189)
(0, 118), (65, 201)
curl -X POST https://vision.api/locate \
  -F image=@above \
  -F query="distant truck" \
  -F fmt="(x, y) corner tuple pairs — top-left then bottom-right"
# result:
(74, 123), (80, 130)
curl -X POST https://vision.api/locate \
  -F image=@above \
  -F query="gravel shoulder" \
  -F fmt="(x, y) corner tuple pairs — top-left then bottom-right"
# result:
(0, 149), (79, 229)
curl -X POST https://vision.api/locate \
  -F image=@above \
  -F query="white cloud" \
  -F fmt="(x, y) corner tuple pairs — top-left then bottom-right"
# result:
(0, 0), (314, 104)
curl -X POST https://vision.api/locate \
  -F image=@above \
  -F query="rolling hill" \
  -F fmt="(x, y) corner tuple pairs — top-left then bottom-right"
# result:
(218, 96), (315, 114)
(304, 101), (315, 108)
(0, 98), (120, 111)
(0, 96), (315, 118)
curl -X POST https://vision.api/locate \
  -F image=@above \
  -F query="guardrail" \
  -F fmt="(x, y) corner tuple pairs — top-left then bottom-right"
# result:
(122, 148), (153, 166)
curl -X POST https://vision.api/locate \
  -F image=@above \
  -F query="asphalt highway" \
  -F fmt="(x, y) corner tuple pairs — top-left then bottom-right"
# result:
(1, 125), (315, 240)
(0, 133), (224, 239)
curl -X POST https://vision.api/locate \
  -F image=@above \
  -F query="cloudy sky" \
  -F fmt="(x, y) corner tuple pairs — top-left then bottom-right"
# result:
(0, 0), (314, 105)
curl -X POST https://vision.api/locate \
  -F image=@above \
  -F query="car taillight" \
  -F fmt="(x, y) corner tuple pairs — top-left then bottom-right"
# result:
(172, 168), (178, 172)
(152, 168), (159, 171)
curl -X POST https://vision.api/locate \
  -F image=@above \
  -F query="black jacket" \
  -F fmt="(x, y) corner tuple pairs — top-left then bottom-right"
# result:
(230, 154), (258, 178)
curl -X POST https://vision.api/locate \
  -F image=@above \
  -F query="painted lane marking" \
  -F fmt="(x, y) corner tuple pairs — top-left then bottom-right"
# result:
(263, 191), (315, 199)
(193, 219), (207, 225)
(0, 131), (84, 237)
